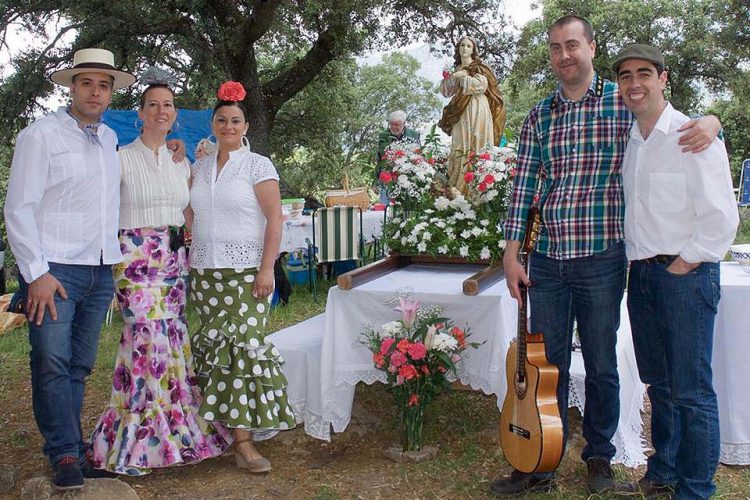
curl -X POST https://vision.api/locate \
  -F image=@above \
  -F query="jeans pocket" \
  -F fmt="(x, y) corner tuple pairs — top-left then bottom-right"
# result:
(698, 269), (720, 313)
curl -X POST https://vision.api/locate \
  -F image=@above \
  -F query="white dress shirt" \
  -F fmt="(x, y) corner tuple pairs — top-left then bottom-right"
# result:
(622, 103), (739, 263)
(189, 147), (279, 270)
(4, 107), (123, 283)
(118, 137), (190, 229)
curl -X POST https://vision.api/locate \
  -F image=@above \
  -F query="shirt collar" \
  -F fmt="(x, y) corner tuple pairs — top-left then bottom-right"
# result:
(630, 102), (674, 142)
(553, 72), (601, 105)
(63, 105), (103, 147)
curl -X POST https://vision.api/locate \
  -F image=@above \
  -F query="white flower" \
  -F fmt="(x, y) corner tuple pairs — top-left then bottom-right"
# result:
(381, 321), (402, 338)
(422, 231), (432, 241)
(471, 227), (483, 237)
(401, 236), (408, 245)
(417, 242), (427, 252)
(393, 231), (400, 239)
(480, 219), (490, 227)
(459, 245), (469, 257)
(498, 240), (507, 249)
(432, 333), (458, 352)
(424, 325), (438, 349)
(435, 220), (446, 228)
(480, 247), (491, 260)
(461, 229), (472, 239)
(434, 196), (450, 211)
(438, 245), (449, 254)
(407, 234), (418, 244)
(397, 175), (410, 188)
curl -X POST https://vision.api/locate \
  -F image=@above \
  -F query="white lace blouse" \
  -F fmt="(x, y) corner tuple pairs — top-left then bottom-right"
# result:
(189, 147), (279, 270)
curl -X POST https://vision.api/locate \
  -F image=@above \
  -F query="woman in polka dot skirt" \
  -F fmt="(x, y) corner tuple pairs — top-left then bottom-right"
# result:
(188, 81), (296, 473)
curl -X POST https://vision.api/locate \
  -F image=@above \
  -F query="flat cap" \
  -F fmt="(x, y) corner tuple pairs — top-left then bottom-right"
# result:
(612, 44), (665, 74)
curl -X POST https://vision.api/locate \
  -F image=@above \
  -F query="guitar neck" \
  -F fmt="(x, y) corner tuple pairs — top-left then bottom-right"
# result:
(516, 251), (529, 378)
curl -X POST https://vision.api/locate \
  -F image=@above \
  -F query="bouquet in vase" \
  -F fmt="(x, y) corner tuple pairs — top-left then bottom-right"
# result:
(361, 296), (480, 452)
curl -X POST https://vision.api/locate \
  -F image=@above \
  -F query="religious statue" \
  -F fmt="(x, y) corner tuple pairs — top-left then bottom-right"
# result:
(438, 36), (506, 193)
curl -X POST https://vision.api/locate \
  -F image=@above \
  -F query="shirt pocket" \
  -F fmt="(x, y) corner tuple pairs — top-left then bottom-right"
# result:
(583, 117), (630, 152)
(49, 152), (84, 186)
(649, 172), (687, 213)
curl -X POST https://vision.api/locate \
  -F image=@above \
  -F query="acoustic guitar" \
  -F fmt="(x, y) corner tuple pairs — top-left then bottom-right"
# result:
(499, 207), (564, 473)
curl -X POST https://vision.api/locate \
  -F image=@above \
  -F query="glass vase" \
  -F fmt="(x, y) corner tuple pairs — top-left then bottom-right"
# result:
(400, 401), (426, 452)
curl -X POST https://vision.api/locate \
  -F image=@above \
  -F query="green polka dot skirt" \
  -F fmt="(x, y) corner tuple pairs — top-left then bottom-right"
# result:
(190, 267), (296, 430)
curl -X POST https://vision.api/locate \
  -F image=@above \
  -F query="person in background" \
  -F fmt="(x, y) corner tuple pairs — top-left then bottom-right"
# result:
(495, 15), (722, 497)
(614, 44), (738, 499)
(89, 67), (231, 475)
(189, 81), (296, 473)
(375, 110), (421, 204)
(4, 48), (133, 490)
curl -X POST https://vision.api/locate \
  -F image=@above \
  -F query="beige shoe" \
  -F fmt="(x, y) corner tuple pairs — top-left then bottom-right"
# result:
(233, 439), (272, 473)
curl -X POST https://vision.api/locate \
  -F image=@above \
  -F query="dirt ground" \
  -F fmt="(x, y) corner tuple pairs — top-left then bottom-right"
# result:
(1, 356), (748, 499)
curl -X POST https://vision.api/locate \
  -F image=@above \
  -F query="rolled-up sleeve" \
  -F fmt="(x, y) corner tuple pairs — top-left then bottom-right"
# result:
(4, 130), (50, 282)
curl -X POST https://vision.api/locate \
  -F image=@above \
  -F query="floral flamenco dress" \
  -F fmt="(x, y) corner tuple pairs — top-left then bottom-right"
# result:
(188, 148), (296, 433)
(89, 138), (232, 475)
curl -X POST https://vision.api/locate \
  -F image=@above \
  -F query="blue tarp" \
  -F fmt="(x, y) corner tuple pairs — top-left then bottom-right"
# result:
(102, 109), (212, 163)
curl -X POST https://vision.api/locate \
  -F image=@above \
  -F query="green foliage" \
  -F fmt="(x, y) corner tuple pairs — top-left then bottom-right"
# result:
(504, 0), (748, 116)
(707, 70), (750, 184)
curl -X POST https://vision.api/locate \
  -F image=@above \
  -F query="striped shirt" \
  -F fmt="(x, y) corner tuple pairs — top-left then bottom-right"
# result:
(504, 73), (634, 259)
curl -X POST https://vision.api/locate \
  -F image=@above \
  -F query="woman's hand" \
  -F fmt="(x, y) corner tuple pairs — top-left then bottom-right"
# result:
(452, 70), (467, 79)
(253, 268), (275, 299)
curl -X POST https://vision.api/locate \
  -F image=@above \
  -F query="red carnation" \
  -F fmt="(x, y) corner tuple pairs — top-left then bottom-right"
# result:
(398, 364), (419, 380)
(483, 174), (495, 185)
(478, 182), (487, 192)
(408, 393), (420, 406)
(397, 339), (411, 353)
(464, 171), (474, 183)
(442, 70), (452, 80)
(479, 152), (491, 160)
(407, 342), (427, 360)
(373, 352), (385, 368)
(217, 81), (246, 102)
(379, 171), (393, 184)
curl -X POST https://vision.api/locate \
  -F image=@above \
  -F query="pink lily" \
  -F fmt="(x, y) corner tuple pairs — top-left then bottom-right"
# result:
(395, 297), (420, 327)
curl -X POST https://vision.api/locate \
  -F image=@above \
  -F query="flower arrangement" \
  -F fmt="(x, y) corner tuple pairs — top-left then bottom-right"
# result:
(361, 296), (480, 452)
(380, 143), (517, 261)
(378, 141), (448, 210)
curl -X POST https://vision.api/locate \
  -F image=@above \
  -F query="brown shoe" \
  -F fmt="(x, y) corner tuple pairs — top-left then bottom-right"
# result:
(233, 439), (272, 473)
(621, 477), (674, 499)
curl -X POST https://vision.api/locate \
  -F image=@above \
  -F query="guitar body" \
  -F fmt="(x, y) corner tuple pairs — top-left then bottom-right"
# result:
(499, 339), (564, 473)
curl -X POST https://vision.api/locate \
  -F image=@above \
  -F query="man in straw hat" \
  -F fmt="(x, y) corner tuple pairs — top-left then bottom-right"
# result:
(4, 47), (134, 490)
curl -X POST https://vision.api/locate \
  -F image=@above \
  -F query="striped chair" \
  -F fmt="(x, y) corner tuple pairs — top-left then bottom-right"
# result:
(306, 206), (364, 300)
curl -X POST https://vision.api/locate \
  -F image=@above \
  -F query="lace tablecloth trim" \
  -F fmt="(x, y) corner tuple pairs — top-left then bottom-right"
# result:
(719, 442), (750, 465)
(289, 400), (332, 442)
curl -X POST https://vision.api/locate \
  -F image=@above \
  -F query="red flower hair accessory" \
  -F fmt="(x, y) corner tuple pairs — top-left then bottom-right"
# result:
(217, 81), (246, 102)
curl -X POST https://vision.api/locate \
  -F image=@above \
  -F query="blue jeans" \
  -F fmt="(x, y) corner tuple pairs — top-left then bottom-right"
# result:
(627, 261), (720, 500)
(19, 262), (114, 465)
(528, 242), (627, 474)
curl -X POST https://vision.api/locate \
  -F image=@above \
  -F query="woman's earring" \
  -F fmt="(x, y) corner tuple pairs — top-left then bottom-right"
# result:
(241, 136), (251, 151)
(208, 134), (217, 146)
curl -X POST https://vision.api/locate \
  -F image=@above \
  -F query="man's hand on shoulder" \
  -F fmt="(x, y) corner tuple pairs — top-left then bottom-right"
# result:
(677, 115), (721, 153)
(167, 139), (186, 162)
(26, 272), (68, 326)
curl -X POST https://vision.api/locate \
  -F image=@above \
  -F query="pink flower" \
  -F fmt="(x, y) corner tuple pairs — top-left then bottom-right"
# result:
(407, 342), (427, 360)
(483, 174), (495, 185)
(479, 152), (491, 160)
(379, 171), (393, 184)
(380, 337), (396, 355)
(442, 70), (451, 79)
(396, 339), (411, 353)
(390, 351), (407, 368)
(408, 393), (420, 406)
(373, 352), (385, 368)
(451, 353), (461, 363)
(478, 182), (487, 192)
(217, 81), (246, 101)
(394, 297), (420, 326)
(398, 364), (419, 380)
(464, 171), (474, 183)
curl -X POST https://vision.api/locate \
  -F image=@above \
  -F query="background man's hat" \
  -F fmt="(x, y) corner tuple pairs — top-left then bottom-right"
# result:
(50, 48), (136, 90)
(612, 44), (666, 74)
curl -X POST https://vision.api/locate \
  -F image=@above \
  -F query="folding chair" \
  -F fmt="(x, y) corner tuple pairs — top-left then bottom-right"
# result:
(306, 206), (364, 300)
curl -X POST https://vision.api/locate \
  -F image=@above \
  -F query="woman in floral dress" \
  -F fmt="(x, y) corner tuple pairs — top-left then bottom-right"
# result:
(189, 81), (296, 473)
(89, 69), (232, 475)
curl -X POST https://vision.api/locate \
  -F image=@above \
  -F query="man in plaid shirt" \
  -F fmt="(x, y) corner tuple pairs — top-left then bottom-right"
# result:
(492, 15), (721, 497)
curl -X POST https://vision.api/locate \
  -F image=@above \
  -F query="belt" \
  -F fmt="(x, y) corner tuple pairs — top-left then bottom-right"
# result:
(635, 254), (678, 265)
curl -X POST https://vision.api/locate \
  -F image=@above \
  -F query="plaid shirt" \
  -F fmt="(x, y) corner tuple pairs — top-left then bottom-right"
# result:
(504, 73), (634, 259)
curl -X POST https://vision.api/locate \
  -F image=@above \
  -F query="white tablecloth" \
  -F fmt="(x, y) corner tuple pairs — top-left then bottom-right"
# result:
(315, 264), (647, 466)
(280, 210), (385, 254)
(714, 262), (750, 464)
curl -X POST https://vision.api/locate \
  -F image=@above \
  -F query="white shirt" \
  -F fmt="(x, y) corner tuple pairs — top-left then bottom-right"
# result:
(118, 138), (190, 229)
(189, 147), (279, 270)
(622, 102), (739, 263)
(4, 107), (123, 283)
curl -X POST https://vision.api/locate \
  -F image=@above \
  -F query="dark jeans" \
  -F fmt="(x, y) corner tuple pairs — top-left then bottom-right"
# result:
(528, 242), (627, 476)
(627, 261), (720, 500)
(19, 262), (114, 465)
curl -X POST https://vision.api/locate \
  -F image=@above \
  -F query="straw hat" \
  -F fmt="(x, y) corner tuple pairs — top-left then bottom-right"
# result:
(50, 48), (136, 90)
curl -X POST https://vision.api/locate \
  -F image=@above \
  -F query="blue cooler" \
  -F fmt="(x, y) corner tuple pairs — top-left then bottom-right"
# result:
(286, 248), (310, 285)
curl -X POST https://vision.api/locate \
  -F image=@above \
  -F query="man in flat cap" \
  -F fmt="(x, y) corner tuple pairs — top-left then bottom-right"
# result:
(4, 47), (134, 490)
(615, 43), (738, 500)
